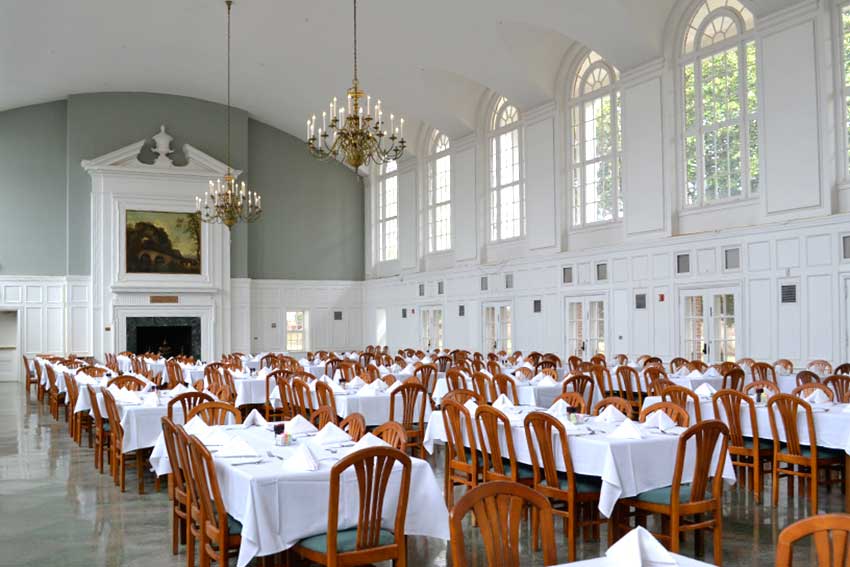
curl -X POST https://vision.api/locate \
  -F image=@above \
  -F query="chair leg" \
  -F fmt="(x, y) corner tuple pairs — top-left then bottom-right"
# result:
(811, 466), (818, 515)
(753, 459), (762, 504)
(172, 507), (179, 555)
(713, 509), (723, 566)
(669, 514), (680, 554)
(137, 451), (145, 494)
(772, 459), (780, 507)
(568, 508), (577, 562)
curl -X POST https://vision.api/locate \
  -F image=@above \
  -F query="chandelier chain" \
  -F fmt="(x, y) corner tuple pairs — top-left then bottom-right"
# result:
(353, 0), (358, 85)
(226, 0), (232, 174)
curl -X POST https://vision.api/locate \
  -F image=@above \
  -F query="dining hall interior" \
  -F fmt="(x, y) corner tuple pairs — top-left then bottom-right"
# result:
(3, 0), (850, 565)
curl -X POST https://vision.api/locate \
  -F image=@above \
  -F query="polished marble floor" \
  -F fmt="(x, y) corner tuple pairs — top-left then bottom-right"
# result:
(0, 382), (839, 566)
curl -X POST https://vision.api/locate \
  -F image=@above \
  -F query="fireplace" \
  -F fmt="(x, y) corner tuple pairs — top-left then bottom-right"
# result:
(126, 317), (201, 359)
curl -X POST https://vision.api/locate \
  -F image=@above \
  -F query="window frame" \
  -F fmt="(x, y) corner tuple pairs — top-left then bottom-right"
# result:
(837, 2), (850, 181)
(488, 97), (526, 243)
(678, 1), (760, 209)
(375, 161), (399, 263)
(569, 52), (623, 227)
(284, 309), (308, 352)
(426, 131), (452, 254)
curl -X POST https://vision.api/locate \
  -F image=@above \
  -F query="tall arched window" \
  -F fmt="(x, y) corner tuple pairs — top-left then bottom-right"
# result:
(376, 161), (398, 262)
(681, 0), (759, 207)
(489, 96), (524, 241)
(570, 51), (622, 226)
(840, 3), (850, 174)
(426, 131), (451, 252)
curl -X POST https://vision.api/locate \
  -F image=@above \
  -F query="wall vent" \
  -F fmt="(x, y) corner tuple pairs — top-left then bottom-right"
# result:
(724, 248), (741, 270)
(562, 266), (573, 284)
(533, 299), (542, 313)
(676, 253), (691, 274)
(505, 274), (514, 289)
(635, 294), (647, 309)
(418, 283), (425, 297)
(843, 235), (850, 260)
(437, 281), (444, 295)
(480, 276), (489, 291)
(401, 308), (407, 319)
(458, 305), (465, 317)
(333, 311), (343, 321)
(780, 285), (797, 304)
(596, 263), (608, 281)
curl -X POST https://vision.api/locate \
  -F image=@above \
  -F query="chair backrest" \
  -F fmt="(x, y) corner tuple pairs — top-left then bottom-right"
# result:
(186, 401), (242, 425)
(471, 372), (496, 403)
(737, 357), (755, 369)
(435, 355), (452, 372)
(339, 361), (358, 382)
(446, 368), (468, 391)
(290, 378), (315, 418)
(661, 385), (702, 422)
(751, 362), (777, 383)
(796, 369), (820, 386)
(743, 379), (780, 397)
(593, 396), (632, 418)
(325, 447), (411, 558)
(773, 359), (794, 375)
(775, 513), (850, 567)
(643, 365), (668, 385)
(722, 367), (745, 390)
(792, 382), (835, 401)
(107, 375), (147, 391)
(493, 373), (519, 404)
(639, 401), (690, 427)
(442, 399), (478, 471)
(524, 412), (578, 496)
(186, 434), (232, 555)
(311, 405), (337, 429)
(670, 420), (730, 505)
(167, 391), (213, 421)
(808, 359), (834, 376)
(160, 417), (189, 502)
(87, 385), (106, 426)
(101, 389), (124, 446)
(614, 366), (640, 405)
(670, 357), (688, 372)
(835, 363), (850, 376)
(768, 394), (816, 458)
(414, 364), (438, 394)
(77, 365), (108, 378)
(164, 360), (183, 389)
(373, 421), (407, 450)
(64, 372), (79, 409)
(314, 381), (339, 416)
(589, 365), (614, 396)
(688, 360), (709, 372)
(712, 389), (756, 448)
(555, 392), (587, 414)
(449, 481), (557, 567)
(389, 382), (428, 429)
(534, 359), (556, 373)
(824, 375), (850, 403)
(475, 405), (520, 482)
(567, 355), (582, 372)
(643, 356), (663, 367)
(275, 375), (296, 419)
(339, 412), (366, 441)
(563, 374), (595, 408)
(442, 389), (483, 406)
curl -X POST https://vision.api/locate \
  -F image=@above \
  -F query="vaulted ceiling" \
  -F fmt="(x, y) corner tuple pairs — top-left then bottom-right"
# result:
(0, 0), (801, 147)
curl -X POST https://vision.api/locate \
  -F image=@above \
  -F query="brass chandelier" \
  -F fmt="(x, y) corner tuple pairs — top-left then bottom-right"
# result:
(196, 0), (262, 229)
(306, 0), (406, 169)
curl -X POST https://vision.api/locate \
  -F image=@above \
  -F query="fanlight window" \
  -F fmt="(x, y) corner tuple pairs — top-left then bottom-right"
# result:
(426, 131), (451, 253)
(570, 51), (622, 226)
(680, 0), (759, 207)
(489, 97), (524, 241)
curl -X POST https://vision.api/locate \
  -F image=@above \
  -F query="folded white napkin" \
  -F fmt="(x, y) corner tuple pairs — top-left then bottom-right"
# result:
(402, 364), (415, 373)
(282, 443), (319, 472)
(529, 372), (545, 385)
(536, 374), (558, 387)
(390, 363), (401, 373)
(387, 380), (403, 394)
(333, 369), (344, 382)
(674, 367), (689, 378)
(348, 376), (366, 389)
(117, 388), (142, 405)
(605, 526), (676, 566)
(609, 418), (645, 440)
(596, 405), (627, 424)
(141, 393), (159, 407)
(243, 409), (268, 427)
(171, 383), (191, 396)
(805, 389), (831, 404)
(352, 432), (391, 451)
(422, 356), (432, 364)
(463, 399), (479, 415)
(492, 394), (514, 411)
(694, 383), (716, 398)
(377, 365), (390, 376)
(216, 438), (259, 459)
(686, 369), (703, 379)
(314, 423), (351, 445)
(357, 382), (379, 397)
(299, 358), (310, 365)
(842, 404), (850, 414)
(547, 399), (569, 417)
(184, 416), (212, 436)
(643, 410), (677, 432)
(703, 367), (720, 378)
(285, 414), (318, 436)
(330, 381), (345, 394)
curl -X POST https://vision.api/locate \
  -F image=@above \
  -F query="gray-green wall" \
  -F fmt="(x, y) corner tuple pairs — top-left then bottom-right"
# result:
(0, 92), (364, 281)
(0, 101), (68, 275)
(247, 119), (365, 280)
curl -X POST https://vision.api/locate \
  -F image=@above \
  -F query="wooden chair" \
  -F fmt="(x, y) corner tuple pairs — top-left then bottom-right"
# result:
(186, 401), (242, 425)
(107, 375), (147, 391)
(712, 389), (771, 503)
(414, 363), (438, 395)
(161, 417), (190, 556)
(493, 373), (519, 404)
(662, 385), (702, 422)
(792, 383), (835, 401)
(670, 357), (688, 372)
(737, 357), (755, 369)
(614, 366), (641, 414)
(617, 420), (729, 562)
(688, 360), (709, 373)
(45, 366), (65, 421)
(644, 365), (668, 387)
(339, 413), (366, 441)
(824, 375), (850, 403)
(450, 481), (558, 567)
(474, 406), (533, 485)
(639, 402), (690, 428)
(524, 411), (606, 561)
(443, 389), (483, 406)
(775, 513), (850, 567)
(311, 405), (337, 429)
(589, 365), (614, 399)
(87, 385), (111, 473)
(773, 359), (794, 375)
(646, 377), (674, 397)
(373, 421), (407, 450)
(291, 378), (316, 419)
(563, 375), (596, 412)
(274, 375), (296, 420)
(644, 356), (663, 367)
(743, 380), (780, 398)
(262, 370), (288, 421)
(22, 355), (39, 396)
(534, 359), (557, 374)
(168, 392), (213, 421)
(808, 360), (834, 376)
(102, 388), (150, 493)
(446, 368), (469, 391)
(389, 381), (428, 458)
(315, 380), (339, 418)
(186, 435), (242, 566)
(722, 367), (745, 390)
(567, 355), (582, 372)
(796, 370), (821, 386)
(554, 392), (587, 414)
(292, 447), (411, 567)
(442, 399), (479, 508)
(65, 375), (91, 446)
(751, 362), (777, 383)
(835, 363), (850, 376)
(472, 372), (496, 403)
(768, 394), (845, 514)
(593, 396), (633, 418)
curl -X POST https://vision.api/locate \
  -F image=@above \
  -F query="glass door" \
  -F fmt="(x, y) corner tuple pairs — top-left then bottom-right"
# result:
(483, 303), (512, 352)
(565, 297), (607, 357)
(681, 290), (737, 362)
(420, 307), (444, 350)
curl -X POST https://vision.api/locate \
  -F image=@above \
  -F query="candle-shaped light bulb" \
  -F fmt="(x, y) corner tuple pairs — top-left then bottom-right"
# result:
(390, 113), (394, 133)
(306, 119), (311, 140)
(322, 111), (326, 131)
(366, 95), (371, 115)
(400, 118), (404, 139)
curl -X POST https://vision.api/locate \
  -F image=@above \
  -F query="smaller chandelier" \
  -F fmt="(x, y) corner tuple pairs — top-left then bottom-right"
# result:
(306, 0), (405, 169)
(196, 0), (262, 229)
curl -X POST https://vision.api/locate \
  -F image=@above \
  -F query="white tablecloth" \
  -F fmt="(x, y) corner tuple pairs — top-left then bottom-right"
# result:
(423, 407), (735, 517)
(558, 553), (713, 566)
(94, 391), (183, 453)
(432, 378), (564, 408)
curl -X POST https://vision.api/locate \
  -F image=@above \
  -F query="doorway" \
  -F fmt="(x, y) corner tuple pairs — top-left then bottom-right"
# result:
(420, 307), (444, 350)
(565, 296), (607, 358)
(680, 288), (738, 363)
(483, 303), (512, 353)
(0, 311), (19, 381)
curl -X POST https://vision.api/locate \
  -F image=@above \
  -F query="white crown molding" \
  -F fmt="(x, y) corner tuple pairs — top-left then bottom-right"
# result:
(620, 57), (665, 88)
(523, 100), (556, 124)
(757, 0), (820, 34)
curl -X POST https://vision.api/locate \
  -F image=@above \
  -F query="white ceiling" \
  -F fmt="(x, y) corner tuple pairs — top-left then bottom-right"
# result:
(0, 0), (802, 148)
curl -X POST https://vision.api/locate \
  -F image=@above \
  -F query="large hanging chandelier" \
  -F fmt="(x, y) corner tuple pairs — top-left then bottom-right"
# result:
(306, 0), (406, 170)
(196, 0), (262, 229)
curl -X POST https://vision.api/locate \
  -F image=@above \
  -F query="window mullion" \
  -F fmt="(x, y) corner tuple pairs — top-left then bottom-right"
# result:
(695, 55), (706, 207)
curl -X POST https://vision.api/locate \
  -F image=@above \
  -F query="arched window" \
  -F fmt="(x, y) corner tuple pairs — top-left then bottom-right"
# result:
(570, 51), (622, 226)
(681, 0), (759, 207)
(426, 131), (451, 252)
(376, 161), (398, 262)
(489, 96), (524, 241)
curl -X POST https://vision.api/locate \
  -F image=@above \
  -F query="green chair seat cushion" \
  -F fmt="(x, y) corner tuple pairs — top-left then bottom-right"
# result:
(635, 483), (713, 505)
(557, 474), (603, 493)
(516, 462), (535, 480)
(742, 437), (772, 450)
(799, 446), (845, 459)
(227, 515), (242, 536)
(298, 527), (395, 553)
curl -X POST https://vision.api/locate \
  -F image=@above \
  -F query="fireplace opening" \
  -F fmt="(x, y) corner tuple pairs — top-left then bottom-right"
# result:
(137, 325), (192, 358)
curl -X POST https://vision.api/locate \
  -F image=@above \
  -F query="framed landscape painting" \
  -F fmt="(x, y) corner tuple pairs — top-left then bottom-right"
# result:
(125, 210), (201, 274)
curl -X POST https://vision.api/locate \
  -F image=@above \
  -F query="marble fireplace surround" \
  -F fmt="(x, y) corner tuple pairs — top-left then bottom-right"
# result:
(126, 316), (201, 359)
